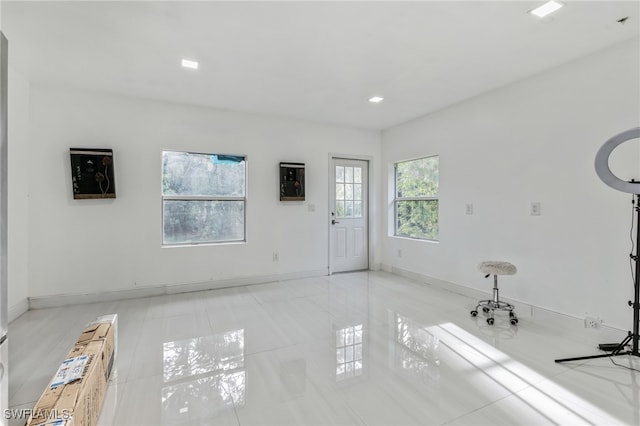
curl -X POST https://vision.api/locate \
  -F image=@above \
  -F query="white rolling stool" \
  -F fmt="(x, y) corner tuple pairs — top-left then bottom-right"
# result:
(470, 261), (518, 325)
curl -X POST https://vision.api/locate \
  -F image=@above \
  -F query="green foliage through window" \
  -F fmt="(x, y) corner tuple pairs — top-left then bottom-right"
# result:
(162, 151), (246, 245)
(394, 156), (439, 240)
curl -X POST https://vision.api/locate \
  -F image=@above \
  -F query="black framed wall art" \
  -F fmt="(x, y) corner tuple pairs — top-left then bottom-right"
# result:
(280, 162), (305, 201)
(70, 148), (116, 199)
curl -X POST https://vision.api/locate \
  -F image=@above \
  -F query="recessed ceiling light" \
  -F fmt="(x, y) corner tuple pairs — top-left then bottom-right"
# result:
(529, 1), (563, 18)
(369, 96), (384, 103)
(181, 59), (199, 70)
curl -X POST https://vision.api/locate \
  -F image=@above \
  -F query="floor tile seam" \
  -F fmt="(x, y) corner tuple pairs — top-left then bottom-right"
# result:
(550, 357), (635, 383)
(124, 305), (159, 384)
(8, 382), (44, 407)
(498, 377), (600, 425)
(7, 399), (38, 410)
(242, 341), (302, 358)
(204, 303), (218, 336)
(300, 295), (332, 313)
(144, 313), (212, 329)
(438, 393), (516, 426)
(436, 358), (604, 426)
(303, 378), (368, 426)
(220, 370), (244, 426)
(144, 306), (210, 321)
(432, 334), (551, 397)
(327, 311), (383, 331)
(106, 374), (129, 387)
(101, 379), (127, 420)
(8, 329), (86, 406)
(259, 301), (334, 321)
(229, 400), (241, 426)
(252, 294), (311, 307)
(201, 302), (257, 313)
(109, 372), (163, 423)
(122, 371), (164, 385)
(145, 296), (208, 308)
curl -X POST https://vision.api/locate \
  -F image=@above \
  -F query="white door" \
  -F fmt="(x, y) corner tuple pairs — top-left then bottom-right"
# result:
(330, 158), (369, 273)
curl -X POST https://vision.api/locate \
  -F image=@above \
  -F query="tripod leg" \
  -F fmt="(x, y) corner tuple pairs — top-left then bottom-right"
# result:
(612, 334), (633, 355)
(555, 334), (632, 363)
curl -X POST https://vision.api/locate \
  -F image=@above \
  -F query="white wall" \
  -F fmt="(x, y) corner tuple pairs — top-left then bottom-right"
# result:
(7, 68), (29, 320)
(26, 86), (381, 300)
(381, 38), (640, 330)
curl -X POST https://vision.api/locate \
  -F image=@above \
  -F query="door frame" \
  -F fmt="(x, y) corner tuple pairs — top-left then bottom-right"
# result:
(328, 153), (374, 275)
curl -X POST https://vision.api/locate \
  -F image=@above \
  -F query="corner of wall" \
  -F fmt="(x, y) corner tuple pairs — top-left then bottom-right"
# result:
(8, 298), (27, 323)
(7, 67), (31, 316)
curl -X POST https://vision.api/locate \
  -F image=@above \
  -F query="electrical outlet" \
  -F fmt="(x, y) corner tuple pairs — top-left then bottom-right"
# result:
(530, 202), (541, 216)
(584, 315), (602, 328)
(273, 252), (279, 262)
(465, 203), (474, 215)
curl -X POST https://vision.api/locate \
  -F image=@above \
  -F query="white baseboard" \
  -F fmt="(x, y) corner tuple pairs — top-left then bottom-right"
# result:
(384, 263), (494, 303)
(383, 264), (625, 334)
(8, 298), (29, 323)
(28, 269), (328, 310)
(164, 269), (328, 295)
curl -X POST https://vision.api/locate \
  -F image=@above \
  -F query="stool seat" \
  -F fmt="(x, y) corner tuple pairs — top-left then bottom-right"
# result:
(478, 261), (517, 276)
(471, 260), (518, 326)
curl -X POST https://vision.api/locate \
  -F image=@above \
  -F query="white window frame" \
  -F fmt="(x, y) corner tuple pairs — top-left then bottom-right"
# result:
(393, 155), (439, 241)
(161, 150), (247, 246)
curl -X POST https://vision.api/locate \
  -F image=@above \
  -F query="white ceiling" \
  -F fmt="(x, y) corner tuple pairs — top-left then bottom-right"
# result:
(2, 1), (639, 130)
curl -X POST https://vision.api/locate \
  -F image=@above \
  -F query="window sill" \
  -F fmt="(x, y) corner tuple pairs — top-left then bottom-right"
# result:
(162, 240), (247, 248)
(390, 235), (439, 244)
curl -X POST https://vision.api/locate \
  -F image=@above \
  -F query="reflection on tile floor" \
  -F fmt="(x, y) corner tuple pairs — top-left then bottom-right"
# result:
(8, 271), (640, 425)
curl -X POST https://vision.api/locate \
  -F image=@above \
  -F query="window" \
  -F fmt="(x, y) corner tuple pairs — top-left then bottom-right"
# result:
(162, 151), (246, 245)
(394, 155), (439, 241)
(335, 165), (363, 218)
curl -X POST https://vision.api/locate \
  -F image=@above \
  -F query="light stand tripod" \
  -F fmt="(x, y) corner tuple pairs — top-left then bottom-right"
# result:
(555, 194), (639, 363)
(555, 127), (640, 364)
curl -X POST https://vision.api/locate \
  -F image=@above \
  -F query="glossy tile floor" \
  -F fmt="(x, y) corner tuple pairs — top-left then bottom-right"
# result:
(7, 271), (640, 425)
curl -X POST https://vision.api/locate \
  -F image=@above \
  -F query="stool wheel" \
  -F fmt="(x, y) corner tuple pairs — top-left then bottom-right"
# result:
(510, 318), (518, 325)
(487, 317), (495, 325)
(482, 306), (490, 314)
(470, 310), (478, 317)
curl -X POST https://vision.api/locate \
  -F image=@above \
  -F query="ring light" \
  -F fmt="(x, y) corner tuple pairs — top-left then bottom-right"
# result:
(594, 127), (640, 194)
(557, 127), (640, 363)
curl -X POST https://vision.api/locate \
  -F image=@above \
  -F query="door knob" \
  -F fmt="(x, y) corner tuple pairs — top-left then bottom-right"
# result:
(332, 219), (340, 225)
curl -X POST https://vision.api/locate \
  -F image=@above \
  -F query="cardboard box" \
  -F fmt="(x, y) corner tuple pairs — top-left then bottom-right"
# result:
(26, 315), (117, 426)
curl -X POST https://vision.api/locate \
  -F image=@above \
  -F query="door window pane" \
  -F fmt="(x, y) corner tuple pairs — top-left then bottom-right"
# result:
(354, 167), (362, 183)
(345, 184), (353, 200)
(345, 167), (354, 183)
(345, 201), (354, 217)
(354, 184), (362, 200)
(335, 165), (364, 218)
